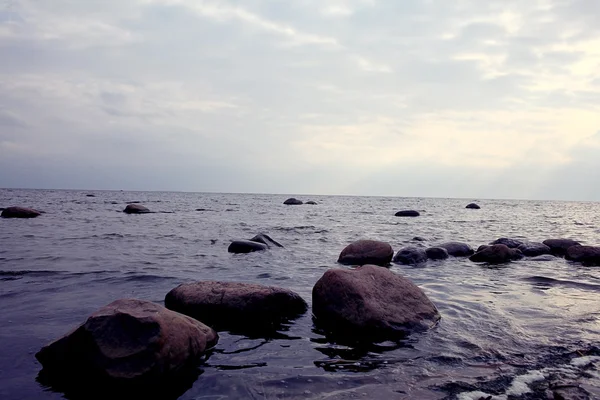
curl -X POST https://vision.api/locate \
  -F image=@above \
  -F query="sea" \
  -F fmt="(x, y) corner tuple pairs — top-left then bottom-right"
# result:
(1, 189), (599, 400)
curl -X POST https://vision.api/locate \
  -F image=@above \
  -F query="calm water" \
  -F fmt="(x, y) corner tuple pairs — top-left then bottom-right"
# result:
(1, 189), (599, 399)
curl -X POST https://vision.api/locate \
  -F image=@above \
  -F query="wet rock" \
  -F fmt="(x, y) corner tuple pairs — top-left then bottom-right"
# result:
(227, 240), (268, 253)
(393, 247), (428, 265)
(413, 236), (427, 242)
(529, 254), (557, 262)
(312, 265), (440, 341)
(466, 203), (480, 209)
(123, 204), (151, 214)
(489, 238), (523, 248)
(36, 299), (217, 392)
(543, 238), (582, 256)
(86, 194), (95, 197)
(305, 201), (317, 205)
(1, 206), (42, 218)
(283, 198), (303, 205)
(517, 242), (551, 257)
(551, 382), (591, 400)
(249, 233), (284, 248)
(477, 244), (490, 252)
(438, 242), (474, 257)
(165, 281), (307, 332)
(395, 210), (420, 217)
(565, 245), (600, 265)
(426, 247), (449, 260)
(469, 244), (524, 264)
(338, 239), (394, 266)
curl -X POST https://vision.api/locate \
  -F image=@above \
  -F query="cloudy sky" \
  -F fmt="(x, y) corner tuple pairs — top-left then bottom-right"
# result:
(1, 0), (599, 200)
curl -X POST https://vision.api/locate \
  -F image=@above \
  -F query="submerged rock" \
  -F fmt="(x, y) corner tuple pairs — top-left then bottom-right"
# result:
(413, 236), (427, 242)
(305, 201), (318, 205)
(283, 198), (303, 205)
(565, 245), (600, 265)
(490, 238), (523, 249)
(529, 254), (557, 262)
(393, 247), (428, 265)
(312, 265), (440, 341)
(543, 238), (581, 256)
(36, 299), (217, 393)
(465, 203), (480, 209)
(123, 204), (151, 214)
(165, 281), (307, 332)
(395, 210), (420, 217)
(437, 242), (474, 257)
(517, 242), (551, 257)
(338, 239), (394, 266)
(469, 244), (524, 264)
(249, 233), (284, 248)
(227, 240), (268, 253)
(86, 194), (96, 197)
(1, 206), (42, 218)
(426, 247), (449, 260)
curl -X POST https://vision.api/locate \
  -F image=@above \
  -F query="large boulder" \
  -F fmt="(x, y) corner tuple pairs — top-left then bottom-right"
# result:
(36, 299), (217, 393)
(312, 265), (440, 341)
(1, 206), (41, 218)
(469, 244), (523, 264)
(123, 204), (151, 214)
(426, 247), (449, 260)
(489, 238), (523, 249)
(227, 240), (268, 253)
(393, 247), (428, 265)
(517, 242), (551, 257)
(465, 203), (480, 209)
(165, 281), (307, 332)
(437, 242), (474, 257)
(249, 233), (284, 248)
(543, 238), (581, 256)
(565, 246), (600, 265)
(337, 239), (394, 266)
(283, 198), (303, 205)
(395, 210), (420, 217)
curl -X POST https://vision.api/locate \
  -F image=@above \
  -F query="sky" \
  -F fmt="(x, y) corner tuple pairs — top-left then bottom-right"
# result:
(1, 0), (599, 200)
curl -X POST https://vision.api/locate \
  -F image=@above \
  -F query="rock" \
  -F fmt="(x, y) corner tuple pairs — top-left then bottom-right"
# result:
(465, 203), (480, 209)
(393, 247), (428, 265)
(565, 245), (600, 265)
(312, 265), (440, 341)
(1, 206), (42, 218)
(477, 244), (490, 252)
(165, 281), (307, 332)
(227, 240), (268, 253)
(305, 201), (317, 205)
(123, 204), (151, 214)
(426, 247), (449, 260)
(283, 198), (303, 205)
(543, 238), (581, 256)
(412, 236), (427, 242)
(469, 244), (524, 264)
(35, 299), (217, 393)
(437, 242), (474, 257)
(338, 239), (394, 266)
(86, 194), (96, 197)
(517, 242), (551, 257)
(249, 233), (284, 248)
(529, 254), (557, 262)
(395, 210), (420, 217)
(489, 238), (524, 248)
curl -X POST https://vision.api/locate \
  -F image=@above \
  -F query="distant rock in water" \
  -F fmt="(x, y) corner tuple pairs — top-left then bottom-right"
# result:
(465, 203), (480, 209)
(123, 204), (151, 214)
(517, 242), (551, 257)
(426, 247), (449, 260)
(565, 245), (600, 265)
(228, 240), (268, 253)
(85, 194), (95, 197)
(35, 299), (217, 394)
(437, 242), (474, 257)
(165, 281), (307, 333)
(283, 198), (303, 205)
(395, 210), (420, 217)
(413, 236), (427, 242)
(543, 238), (581, 256)
(249, 233), (284, 248)
(469, 244), (523, 264)
(529, 254), (556, 262)
(490, 238), (523, 249)
(305, 201), (318, 205)
(312, 265), (440, 341)
(1, 207), (42, 218)
(393, 247), (428, 265)
(338, 239), (394, 266)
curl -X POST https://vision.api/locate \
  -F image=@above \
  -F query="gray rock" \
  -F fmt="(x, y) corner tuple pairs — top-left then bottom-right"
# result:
(36, 299), (217, 390)
(249, 233), (284, 248)
(466, 203), (480, 209)
(283, 198), (303, 205)
(469, 244), (524, 264)
(395, 210), (420, 217)
(412, 236), (427, 242)
(489, 238), (523, 248)
(338, 239), (394, 266)
(1, 206), (42, 218)
(565, 245), (600, 265)
(227, 240), (268, 253)
(426, 247), (449, 260)
(305, 201), (317, 205)
(517, 242), (551, 257)
(543, 238), (581, 256)
(437, 242), (474, 257)
(123, 204), (151, 214)
(393, 247), (428, 265)
(529, 254), (557, 262)
(312, 265), (440, 341)
(165, 281), (307, 332)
